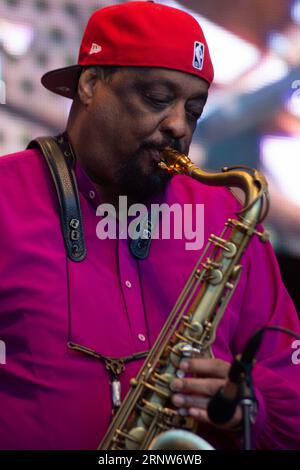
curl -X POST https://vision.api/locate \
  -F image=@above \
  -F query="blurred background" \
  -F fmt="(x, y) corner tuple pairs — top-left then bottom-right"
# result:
(0, 0), (299, 312)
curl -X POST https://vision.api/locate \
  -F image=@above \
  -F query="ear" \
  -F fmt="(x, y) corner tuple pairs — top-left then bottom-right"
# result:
(77, 68), (99, 106)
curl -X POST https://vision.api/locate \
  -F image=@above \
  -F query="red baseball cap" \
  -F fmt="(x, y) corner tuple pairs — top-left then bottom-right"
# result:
(41, 1), (214, 99)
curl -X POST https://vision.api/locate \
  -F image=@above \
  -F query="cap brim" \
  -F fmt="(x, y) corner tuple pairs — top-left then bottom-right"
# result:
(41, 65), (82, 99)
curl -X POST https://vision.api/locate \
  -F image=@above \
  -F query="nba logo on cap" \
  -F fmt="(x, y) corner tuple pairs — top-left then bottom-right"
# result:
(193, 41), (205, 70)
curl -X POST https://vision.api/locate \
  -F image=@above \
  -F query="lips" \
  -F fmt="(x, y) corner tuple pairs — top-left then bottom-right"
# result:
(147, 148), (162, 163)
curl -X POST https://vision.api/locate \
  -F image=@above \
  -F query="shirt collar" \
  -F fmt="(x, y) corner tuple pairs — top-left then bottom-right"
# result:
(74, 159), (101, 209)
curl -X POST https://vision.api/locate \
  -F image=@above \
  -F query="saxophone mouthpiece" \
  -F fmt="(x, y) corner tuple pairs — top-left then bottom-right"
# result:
(157, 161), (170, 172)
(158, 147), (192, 174)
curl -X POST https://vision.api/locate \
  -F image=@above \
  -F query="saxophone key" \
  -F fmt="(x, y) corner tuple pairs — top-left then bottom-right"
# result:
(176, 370), (185, 379)
(130, 378), (138, 387)
(169, 341), (191, 367)
(125, 427), (147, 450)
(180, 343), (203, 359)
(153, 372), (173, 386)
(225, 281), (235, 290)
(204, 268), (223, 285)
(141, 380), (171, 399)
(188, 321), (204, 338)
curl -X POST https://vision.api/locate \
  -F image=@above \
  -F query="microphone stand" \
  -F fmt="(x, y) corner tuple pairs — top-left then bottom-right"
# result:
(208, 326), (300, 450)
(237, 361), (257, 451)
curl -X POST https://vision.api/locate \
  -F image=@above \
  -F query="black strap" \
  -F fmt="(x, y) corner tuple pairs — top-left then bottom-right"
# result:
(130, 213), (154, 260)
(27, 135), (86, 262)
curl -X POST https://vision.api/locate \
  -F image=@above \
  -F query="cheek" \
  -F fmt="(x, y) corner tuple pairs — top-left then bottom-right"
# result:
(90, 101), (129, 148)
(120, 98), (161, 140)
(91, 92), (161, 150)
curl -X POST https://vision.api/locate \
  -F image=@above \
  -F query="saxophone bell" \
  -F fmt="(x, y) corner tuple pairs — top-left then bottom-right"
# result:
(149, 429), (215, 450)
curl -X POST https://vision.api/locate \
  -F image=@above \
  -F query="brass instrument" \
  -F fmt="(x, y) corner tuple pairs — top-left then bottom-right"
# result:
(99, 147), (269, 450)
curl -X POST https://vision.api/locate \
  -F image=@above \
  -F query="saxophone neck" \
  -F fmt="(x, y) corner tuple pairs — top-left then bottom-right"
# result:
(159, 147), (269, 224)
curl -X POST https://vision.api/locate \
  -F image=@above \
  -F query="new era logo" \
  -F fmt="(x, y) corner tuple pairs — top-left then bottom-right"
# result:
(89, 43), (102, 55)
(193, 41), (205, 70)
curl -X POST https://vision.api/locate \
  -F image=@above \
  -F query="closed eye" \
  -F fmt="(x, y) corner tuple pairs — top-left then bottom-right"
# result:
(143, 93), (172, 108)
(186, 107), (203, 122)
(186, 93), (207, 122)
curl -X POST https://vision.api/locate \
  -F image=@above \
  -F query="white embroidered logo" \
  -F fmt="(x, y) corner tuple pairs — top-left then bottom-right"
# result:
(193, 41), (205, 70)
(89, 43), (102, 55)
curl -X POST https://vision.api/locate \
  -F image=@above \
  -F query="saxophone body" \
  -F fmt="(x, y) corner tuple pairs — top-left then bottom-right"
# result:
(99, 148), (269, 450)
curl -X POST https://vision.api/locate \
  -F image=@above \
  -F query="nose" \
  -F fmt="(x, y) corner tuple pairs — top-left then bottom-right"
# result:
(160, 102), (190, 144)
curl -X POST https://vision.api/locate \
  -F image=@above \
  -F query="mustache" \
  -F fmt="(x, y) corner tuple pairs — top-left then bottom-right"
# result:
(140, 139), (182, 153)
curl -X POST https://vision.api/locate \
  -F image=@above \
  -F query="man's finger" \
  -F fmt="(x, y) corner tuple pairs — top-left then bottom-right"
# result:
(179, 357), (230, 378)
(172, 394), (209, 409)
(170, 377), (225, 396)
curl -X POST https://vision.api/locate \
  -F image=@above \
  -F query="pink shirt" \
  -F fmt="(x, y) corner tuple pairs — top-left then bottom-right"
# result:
(0, 148), (299, 449)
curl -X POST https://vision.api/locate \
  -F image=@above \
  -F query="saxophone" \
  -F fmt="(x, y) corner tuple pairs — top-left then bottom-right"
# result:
(99, 147), (269, 450)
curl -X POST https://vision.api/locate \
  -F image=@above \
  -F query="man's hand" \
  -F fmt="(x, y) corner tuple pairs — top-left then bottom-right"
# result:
(170, 358), (242, 430)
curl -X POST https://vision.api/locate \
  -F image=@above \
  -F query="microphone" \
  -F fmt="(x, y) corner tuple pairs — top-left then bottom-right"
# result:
(207, 325), (300, 425)
(207, 329), (265, 424)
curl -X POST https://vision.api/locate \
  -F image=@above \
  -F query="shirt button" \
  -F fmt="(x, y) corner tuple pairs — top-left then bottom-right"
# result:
(89, 190), (95, 199)
(125, 280), (132, 288)
(138, 334), (146, 342)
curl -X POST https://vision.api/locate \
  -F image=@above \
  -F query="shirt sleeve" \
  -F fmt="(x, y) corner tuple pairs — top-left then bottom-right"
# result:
(232, 232), (300, 449)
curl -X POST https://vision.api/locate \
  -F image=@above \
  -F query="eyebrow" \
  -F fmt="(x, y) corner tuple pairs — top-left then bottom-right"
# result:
(192, 90), (208, 103)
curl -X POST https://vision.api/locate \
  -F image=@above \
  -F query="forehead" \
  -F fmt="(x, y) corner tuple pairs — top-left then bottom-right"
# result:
(115, 67), (209, 99)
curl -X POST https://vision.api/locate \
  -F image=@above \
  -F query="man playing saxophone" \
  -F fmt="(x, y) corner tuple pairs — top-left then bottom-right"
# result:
(0, 1), (299, 450)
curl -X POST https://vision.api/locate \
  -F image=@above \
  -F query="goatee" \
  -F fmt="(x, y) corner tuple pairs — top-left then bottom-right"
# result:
(115, 149), (172, 202)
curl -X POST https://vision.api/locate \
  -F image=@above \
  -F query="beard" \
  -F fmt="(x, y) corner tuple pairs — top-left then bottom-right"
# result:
(115, 145), (172, 202)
